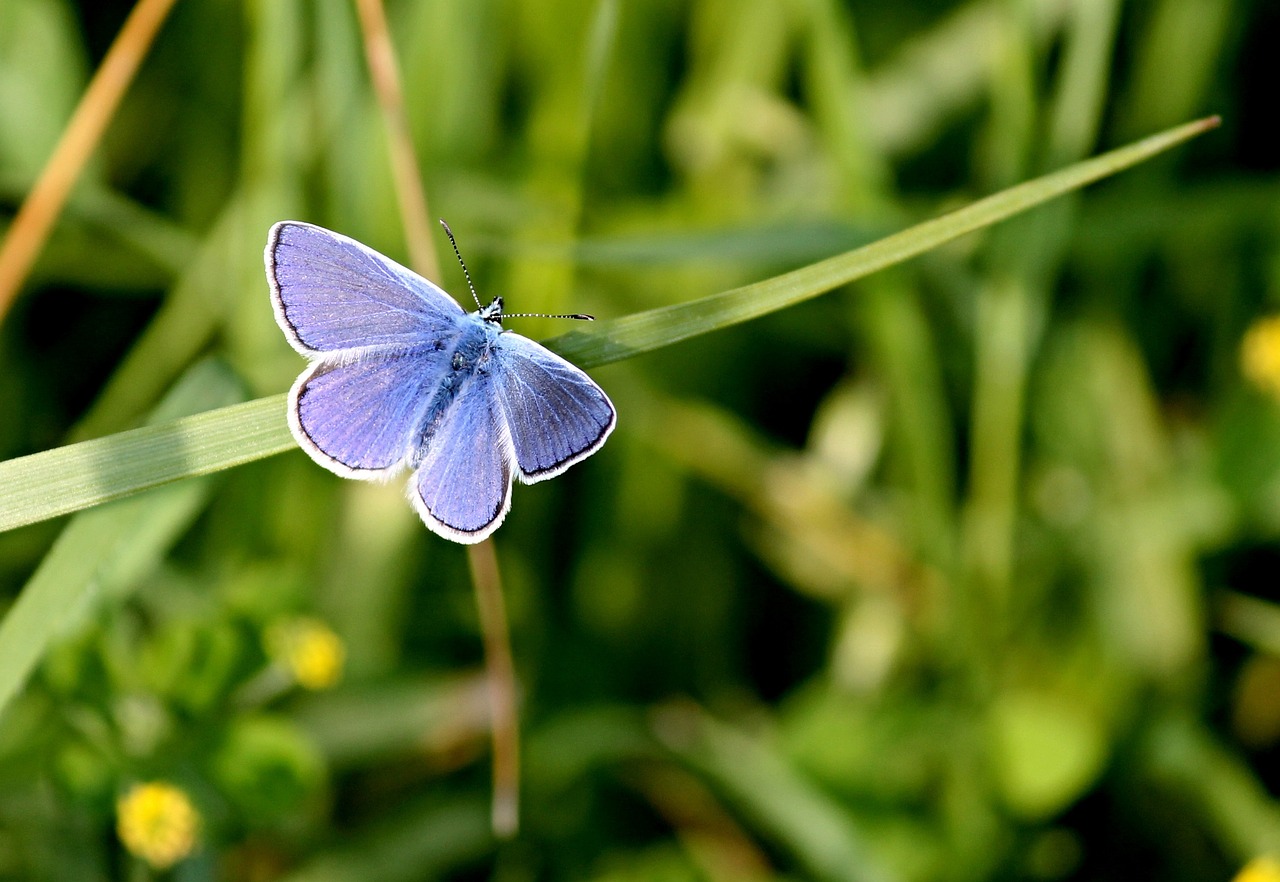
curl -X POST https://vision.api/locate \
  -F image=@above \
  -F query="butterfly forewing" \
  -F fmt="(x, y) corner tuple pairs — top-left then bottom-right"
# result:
(268, 221), (464, 354)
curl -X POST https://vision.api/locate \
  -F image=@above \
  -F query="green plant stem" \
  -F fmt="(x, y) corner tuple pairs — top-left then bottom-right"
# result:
(353, 0), (519, 840)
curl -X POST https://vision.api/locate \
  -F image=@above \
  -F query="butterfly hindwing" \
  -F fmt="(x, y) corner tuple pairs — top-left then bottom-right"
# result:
(267, 221), (465, 354)
(290, 346), (455, 478)
(492, 333), (616, 482)
(409, 367), (515, 543)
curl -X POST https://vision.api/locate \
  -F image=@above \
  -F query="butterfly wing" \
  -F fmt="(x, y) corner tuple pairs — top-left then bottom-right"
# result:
(408, 368), (514, 543)
(268, 221), (466, 477)
(267, 221), (465, 355)
(289, 346), (451, 479)
(491, 333), (616, 483)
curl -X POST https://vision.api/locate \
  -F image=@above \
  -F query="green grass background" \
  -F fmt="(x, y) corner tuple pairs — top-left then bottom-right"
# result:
(1, 0), (1278, 880)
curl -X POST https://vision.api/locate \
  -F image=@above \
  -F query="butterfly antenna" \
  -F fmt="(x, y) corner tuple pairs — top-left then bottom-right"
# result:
(502, 311), (596, 321)
(440, 219), (594, 321)
(439, 219), (484, 310)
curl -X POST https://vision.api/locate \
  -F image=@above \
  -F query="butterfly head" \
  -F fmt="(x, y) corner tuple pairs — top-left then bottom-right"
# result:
(479, 297), (505, 325)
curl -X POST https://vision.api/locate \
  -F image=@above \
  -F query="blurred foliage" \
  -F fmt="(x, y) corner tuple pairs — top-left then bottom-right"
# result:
(1, 0), (1279, 880)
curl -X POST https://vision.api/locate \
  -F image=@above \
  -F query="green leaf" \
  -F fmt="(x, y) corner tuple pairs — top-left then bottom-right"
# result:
(988, 688), (1109, 820)
(0, 117), (1219, 534)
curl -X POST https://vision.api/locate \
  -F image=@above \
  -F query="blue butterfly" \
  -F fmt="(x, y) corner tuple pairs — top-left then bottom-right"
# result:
(266, 221), (616, 544)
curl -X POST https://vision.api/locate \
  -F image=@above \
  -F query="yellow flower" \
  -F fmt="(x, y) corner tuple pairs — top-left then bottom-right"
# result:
(267, 617), (345, 690)
(1241, 316), (1280, 398)
(116, 781), (199, 869)
(1235, 857), (1280, 882)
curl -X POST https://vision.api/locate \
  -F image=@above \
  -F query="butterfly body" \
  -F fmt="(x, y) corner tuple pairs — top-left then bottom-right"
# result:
(267, 221), (615, 543)
(408, 308), (501, 466)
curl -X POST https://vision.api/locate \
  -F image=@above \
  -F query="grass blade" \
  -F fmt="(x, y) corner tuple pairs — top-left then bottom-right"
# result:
(0, 361), (246, 718)
(550, 115), (1220, 367)
(653, 702), (895, 882)
(0, 394), (292, 533)
(0, 117), (1219, 533)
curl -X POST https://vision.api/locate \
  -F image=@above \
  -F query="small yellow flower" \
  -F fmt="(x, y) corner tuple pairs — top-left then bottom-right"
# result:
(116, 781), (199, 869)
(1235, 856), (1280, 882)
(267, 617), (345, 690)
(1241, 316), (1280, 398)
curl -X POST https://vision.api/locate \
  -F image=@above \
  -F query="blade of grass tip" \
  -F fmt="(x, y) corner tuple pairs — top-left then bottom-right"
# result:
(0, 0), (179, 320)
(546, 115), (1222, 370)
(0, 117), (1220, 534)
(0, 394), (293, 533)
(0, 361), (244, 721)
(353, 0), (437, 280)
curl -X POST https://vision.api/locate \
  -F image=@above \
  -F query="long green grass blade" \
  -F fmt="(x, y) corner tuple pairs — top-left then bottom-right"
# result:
(550, 116), (1219, 367)
(0, 392), (291, 533)
(0, 117), (1217, 534)
(0, 361), (246, 718)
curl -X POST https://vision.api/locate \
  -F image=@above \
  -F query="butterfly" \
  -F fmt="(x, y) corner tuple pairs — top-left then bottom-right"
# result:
(266, 221), (616, 544)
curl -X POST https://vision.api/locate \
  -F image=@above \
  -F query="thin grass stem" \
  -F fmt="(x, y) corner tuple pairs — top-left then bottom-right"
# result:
(467, 542), (520, 838)
(352, 0), (438, 280)
(0, 0), (179, 318)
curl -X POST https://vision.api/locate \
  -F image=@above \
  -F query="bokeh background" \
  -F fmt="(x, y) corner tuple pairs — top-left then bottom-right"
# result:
(2, 0), (1280, 879)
